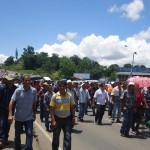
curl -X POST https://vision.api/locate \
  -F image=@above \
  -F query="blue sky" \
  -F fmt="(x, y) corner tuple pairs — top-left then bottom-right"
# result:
(0, 0), (150, 67)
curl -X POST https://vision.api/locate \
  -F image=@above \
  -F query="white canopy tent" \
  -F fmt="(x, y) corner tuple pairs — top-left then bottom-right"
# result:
(43, 76), (51, 81)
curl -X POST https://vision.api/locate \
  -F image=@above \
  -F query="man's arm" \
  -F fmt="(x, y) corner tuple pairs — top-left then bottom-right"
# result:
(143, 97), (149, 108)
(32, 101), (37, 121)
(44, 94), (49, 111)
(8, 100), (14, 124)
(121, 92), (127, 110)
(70, 104), (75, 124)
(49, 106), (57, 128)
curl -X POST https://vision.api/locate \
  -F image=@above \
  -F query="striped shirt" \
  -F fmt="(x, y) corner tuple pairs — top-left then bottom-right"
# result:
(44, 91), (54, 108)
(50, 92), (75, 118)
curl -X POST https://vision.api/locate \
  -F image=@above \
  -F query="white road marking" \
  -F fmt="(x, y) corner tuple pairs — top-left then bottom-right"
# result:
(35, 121), (63, 150)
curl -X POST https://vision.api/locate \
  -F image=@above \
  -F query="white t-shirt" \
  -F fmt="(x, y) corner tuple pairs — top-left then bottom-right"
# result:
(111, 86), (124, 99)
(94, 89), (108, 105)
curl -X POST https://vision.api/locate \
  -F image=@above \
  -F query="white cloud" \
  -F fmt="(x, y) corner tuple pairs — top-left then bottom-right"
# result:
(108, 0), (144, 21)
(0, 54), (8, 64)
(36, 27), (150, 67)
(57, 32), (77, 41)
(108, 5), (120, 13)
(133, 27), (150, 40)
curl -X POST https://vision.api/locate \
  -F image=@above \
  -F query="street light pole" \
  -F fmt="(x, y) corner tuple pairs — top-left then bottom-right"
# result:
(124, 45), (137, 77)
(130, 52), (137, 77)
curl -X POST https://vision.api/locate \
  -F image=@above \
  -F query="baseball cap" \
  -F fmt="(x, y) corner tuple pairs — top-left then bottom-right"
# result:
(43, 82), (49, 86)
(111, 81), (115, 85)
(128, 82), (135, 86)
(67, 80), (72, 83)
(81, 82), (86, 86)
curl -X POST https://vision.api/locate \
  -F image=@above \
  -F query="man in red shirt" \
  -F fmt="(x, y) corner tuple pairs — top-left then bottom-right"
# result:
(132, 83), (148, 135)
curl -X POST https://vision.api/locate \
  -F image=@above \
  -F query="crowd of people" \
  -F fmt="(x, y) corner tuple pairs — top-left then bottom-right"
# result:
(0, 73), (150, 150)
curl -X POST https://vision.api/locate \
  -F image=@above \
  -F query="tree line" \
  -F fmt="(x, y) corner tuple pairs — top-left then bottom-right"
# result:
(3, 46), (146, 80)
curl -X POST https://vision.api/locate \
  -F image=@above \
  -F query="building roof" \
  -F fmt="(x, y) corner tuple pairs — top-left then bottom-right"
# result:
(116, 72), (150, 76)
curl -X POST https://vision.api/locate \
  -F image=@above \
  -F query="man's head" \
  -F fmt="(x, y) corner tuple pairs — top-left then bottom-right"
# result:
(67, 80), (73, 89)
(58, 81), (67, 92)
(5, 74), (15, 81)
(81, 82), (86, 90)
(47, 84), (53, 92)
(4, 74), (15, 85)
(127, 82), (135, 91)
(22, 75), (31, 88)
(111, 81), (115, 87)
(99, 83), (105, 90)
(116, 81), (122, 88)
(147, 86), (150, 91)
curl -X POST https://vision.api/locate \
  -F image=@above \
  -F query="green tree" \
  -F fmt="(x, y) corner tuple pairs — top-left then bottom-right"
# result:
(21, 46), (36, 70)
(78, 57), (92, 72)
(124, 63), (132, 68)
(107, 64), (119, 80)
(22, 46), (35, 56)
(35, 52), (49, 68)
(70, 55), (81, 66)
(140, 65), (146, 69)
(59, 56), (76, 78)
(49, 53), (60, 71)
(4, 56), (14, 66)
(23, 55), (36, 70)
(90, 61), (103, 79)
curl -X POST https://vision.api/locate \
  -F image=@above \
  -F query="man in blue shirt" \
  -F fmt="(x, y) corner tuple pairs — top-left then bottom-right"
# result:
(78, 83), (91, 122)
(8, 75), (37, 150)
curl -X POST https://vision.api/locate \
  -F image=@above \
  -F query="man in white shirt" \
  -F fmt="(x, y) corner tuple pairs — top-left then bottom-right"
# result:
(93, 83), (108, 125)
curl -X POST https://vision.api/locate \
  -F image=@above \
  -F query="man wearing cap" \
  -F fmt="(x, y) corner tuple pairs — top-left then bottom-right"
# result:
(120, 82), (136, 137)
(66, 80), (78, 112)
(0, 74), (17, 148)
(66, 80), (76, 101)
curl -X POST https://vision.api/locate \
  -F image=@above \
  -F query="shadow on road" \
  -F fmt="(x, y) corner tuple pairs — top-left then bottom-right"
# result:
(72, 129), (83, 134)
(81, 120), (94, 123)
(2, 141), (25, 150)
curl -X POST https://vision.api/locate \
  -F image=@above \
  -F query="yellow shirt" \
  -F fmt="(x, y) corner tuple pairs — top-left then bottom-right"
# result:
(50, 92), (75, 118)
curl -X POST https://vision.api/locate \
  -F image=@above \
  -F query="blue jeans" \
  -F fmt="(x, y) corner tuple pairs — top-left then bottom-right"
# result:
(145, 107), (150, 122)
(75, 99), (79, 112)
(108, 102), (113, 117)
(15, 120), (33, 150)
(120, 108), (134, 134)
(112, 98), (122, 120)
(0, 112), (11, 142)
(78, 103), (87, 119)
(40, 100), (44, 121)
(52, 116), (72, 150)
(45, 110), (50, 130)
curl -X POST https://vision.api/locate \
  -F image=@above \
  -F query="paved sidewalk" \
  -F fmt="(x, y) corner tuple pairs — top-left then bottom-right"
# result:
(1, 122), (41, 150)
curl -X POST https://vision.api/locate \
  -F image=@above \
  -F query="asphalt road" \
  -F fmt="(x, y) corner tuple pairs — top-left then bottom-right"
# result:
(33, 109), (150, 150)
